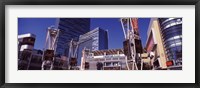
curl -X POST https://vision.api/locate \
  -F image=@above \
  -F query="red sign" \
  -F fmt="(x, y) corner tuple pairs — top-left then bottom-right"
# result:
(166, 60), (174, 67)
(146, 34), (154, 52)
(131, 18), (139, 34)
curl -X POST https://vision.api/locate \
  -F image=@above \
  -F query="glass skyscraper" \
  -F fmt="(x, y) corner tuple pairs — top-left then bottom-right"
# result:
(77, 27), (108, 65)
(158, 18), (182, 65)
(55, 18), (90, 56)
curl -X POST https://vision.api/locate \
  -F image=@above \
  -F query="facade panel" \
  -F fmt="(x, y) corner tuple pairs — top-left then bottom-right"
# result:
(146, 18), (167, 69)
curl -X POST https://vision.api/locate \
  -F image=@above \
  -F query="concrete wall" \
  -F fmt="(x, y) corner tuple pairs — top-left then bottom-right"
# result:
(147, 18), (167, 69)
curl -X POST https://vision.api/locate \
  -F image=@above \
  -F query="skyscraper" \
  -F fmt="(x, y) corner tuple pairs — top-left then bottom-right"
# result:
(158, 18), (182, 66)
(77, 27), (108, 65)
(55, 18), (90, 57)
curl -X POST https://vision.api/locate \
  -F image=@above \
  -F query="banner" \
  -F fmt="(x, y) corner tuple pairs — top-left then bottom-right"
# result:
(131, 18), (139, 35)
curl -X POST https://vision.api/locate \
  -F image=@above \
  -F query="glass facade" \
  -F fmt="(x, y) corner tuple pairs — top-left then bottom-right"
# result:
(158, 18), (182, 65)
(77, 27), (108, 65)
(55, 18), (90, 56)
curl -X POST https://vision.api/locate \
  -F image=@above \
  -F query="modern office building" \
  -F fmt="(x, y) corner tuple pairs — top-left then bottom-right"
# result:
(77, 27), (108, 65)
(146, 18), (167, 69)
(55, 18), (90, 57)
(158, 18), (182, 66)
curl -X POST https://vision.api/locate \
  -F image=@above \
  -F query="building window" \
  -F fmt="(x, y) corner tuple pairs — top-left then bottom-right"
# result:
(159, 18), (182, 61)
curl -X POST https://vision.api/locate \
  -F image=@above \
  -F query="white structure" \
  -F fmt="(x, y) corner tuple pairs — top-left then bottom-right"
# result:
(18, 33), (36, 51)
(120, 18), (142, 70)
(18, 33), (36, 70)
(80, 49), (127, 70)
(41, 26), (60, 70)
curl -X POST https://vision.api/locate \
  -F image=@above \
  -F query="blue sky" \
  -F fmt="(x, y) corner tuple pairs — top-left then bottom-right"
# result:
(18, 18), (150, 50)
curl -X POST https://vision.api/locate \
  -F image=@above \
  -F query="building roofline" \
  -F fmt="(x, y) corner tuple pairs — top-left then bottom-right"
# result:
(18, 33), (36, 39)
(91, 48), (124, 56)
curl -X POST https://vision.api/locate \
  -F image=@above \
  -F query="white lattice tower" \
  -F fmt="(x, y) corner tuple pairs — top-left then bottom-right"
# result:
(41, 26), (59, 70)
(120, 18), (139, 70)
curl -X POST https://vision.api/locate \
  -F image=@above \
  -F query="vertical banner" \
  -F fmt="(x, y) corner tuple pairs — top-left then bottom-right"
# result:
(131, 18), (139, 35)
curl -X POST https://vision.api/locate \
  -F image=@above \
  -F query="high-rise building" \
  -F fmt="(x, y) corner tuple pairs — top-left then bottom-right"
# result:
(158, 18), (182, 66)
(55, 18), (90, 57)
(77, 27), (108, 65)
(146, 18), (167, 69)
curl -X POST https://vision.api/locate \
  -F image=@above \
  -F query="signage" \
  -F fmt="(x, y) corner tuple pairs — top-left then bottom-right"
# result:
(166, 60), (174, 67)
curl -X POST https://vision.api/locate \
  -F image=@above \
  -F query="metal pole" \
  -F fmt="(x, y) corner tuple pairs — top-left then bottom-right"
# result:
(130, 18), (138, 70)
(41, 29), (49, 70)
(125, 56), (130, 70)
(50, 29), (59, 70)
(120, 18), (127, 39)
(80, 47), (86, 70)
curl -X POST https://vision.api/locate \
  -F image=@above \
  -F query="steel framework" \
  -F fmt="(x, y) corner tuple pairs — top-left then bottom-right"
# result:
(68, 34), (94, 70)
(120, 18), (142, 70)
(41, 26), (59, 70)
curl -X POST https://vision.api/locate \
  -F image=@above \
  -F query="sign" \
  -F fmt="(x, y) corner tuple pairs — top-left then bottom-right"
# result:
(131, 18), (139, 35)
(166, 60), (174, 67)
